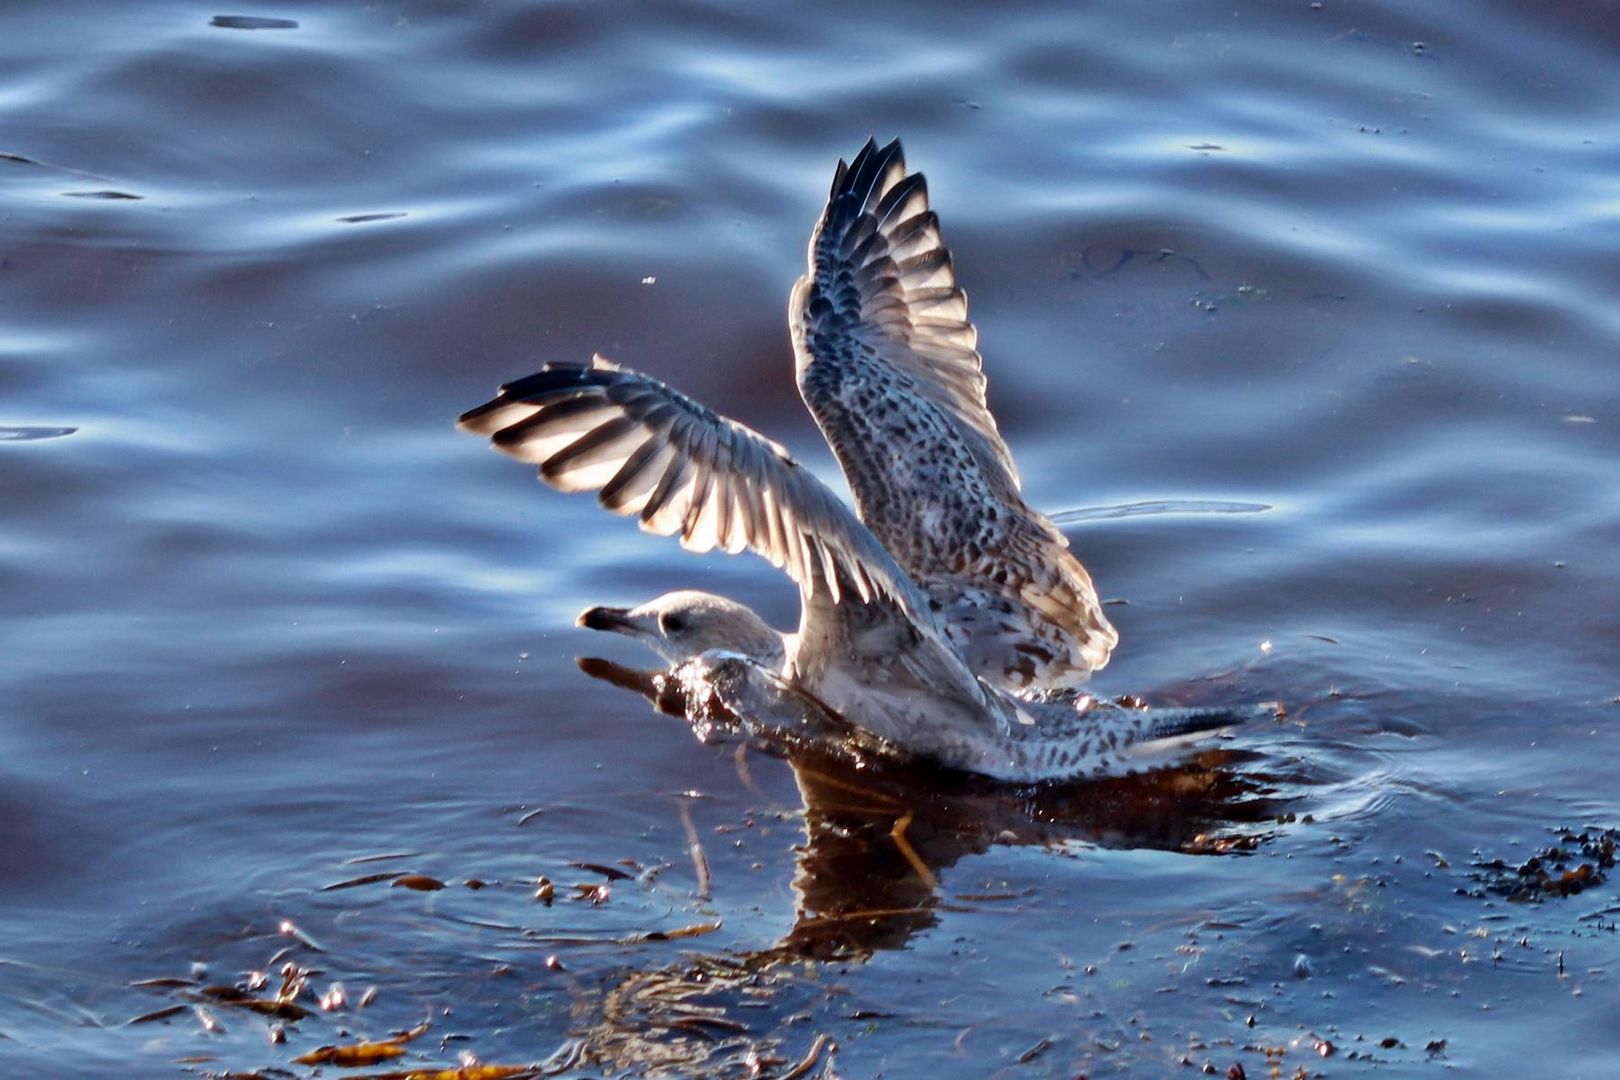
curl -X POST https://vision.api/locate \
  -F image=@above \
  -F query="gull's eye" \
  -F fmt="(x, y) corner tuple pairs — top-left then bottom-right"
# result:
(659, 612), (687, 635)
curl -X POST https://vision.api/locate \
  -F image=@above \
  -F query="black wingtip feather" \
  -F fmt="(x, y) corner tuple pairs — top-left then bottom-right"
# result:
(458, 363), (627, 431)
(484, 393), (601, 448)
(496, 364), (601, 399)
(829, 156), (850, 199)
(834, 137), (904, 208)
(456, 400), (497, 430)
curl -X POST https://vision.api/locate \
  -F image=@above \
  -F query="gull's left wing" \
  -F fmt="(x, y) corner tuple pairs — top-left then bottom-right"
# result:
(791, 138), (1118, 693)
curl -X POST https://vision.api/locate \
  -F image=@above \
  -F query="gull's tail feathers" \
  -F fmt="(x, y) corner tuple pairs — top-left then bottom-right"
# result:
(993, 701), (1272, 784)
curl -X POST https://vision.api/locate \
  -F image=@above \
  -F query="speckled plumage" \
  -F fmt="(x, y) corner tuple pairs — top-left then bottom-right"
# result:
(793, 138), (1116, 693)
(457, 140), (1241, 782)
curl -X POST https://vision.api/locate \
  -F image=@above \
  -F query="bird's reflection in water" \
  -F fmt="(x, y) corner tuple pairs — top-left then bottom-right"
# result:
(567, 656), (1287, 1077)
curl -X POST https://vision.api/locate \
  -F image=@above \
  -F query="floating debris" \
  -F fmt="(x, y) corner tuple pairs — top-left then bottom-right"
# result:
(191, 1003), (225, 1034)
(393, 874), (448, 891)
(127, 1004), (188, 1025)
(1467, 827), (1617, 901)
(196, 985), (314, 1020)
(571, 882), (612, 905)
(1017, 1036), (1053, 1063)
(294, 1041), (407, 1066)
(678, 800), (712, 901)
(295, 1019), (432, 1065)
(278, 918), (325, 951)
(780, 1034), (837, 1080)
(637, 920), (722, 942)
(1185, 832), (1266, 855)
(320, 982), (347, 1011)
(314, 1067), (537, 1080)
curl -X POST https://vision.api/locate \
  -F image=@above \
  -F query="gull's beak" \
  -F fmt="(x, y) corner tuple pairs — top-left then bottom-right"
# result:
(577, 605), (638, 635)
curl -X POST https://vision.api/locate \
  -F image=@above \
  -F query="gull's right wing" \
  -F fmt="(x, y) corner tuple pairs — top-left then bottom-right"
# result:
(458, 358), (1006, 739)
(460, 356), (899, 606)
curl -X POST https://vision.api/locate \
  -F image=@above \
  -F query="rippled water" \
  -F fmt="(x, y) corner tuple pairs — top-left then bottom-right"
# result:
(3, 1), (1617, 1076)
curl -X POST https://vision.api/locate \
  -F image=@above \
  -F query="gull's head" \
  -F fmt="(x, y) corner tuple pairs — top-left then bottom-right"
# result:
(577, 590), (787, 668)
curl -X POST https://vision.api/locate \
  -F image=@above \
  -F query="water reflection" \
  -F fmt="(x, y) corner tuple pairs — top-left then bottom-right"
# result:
(567, 656), (1286, 1073)
(581, 655), (1284, 958)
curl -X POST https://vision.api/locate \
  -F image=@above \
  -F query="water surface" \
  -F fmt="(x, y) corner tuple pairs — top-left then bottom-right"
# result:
(2, 1), (1617, 1076)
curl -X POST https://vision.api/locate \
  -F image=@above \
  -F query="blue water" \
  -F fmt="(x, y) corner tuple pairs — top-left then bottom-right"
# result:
(2, 1), (1617, 1076)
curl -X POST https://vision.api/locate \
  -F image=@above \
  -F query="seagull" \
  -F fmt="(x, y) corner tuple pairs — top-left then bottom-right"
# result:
(459, 139), (1247, 782)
